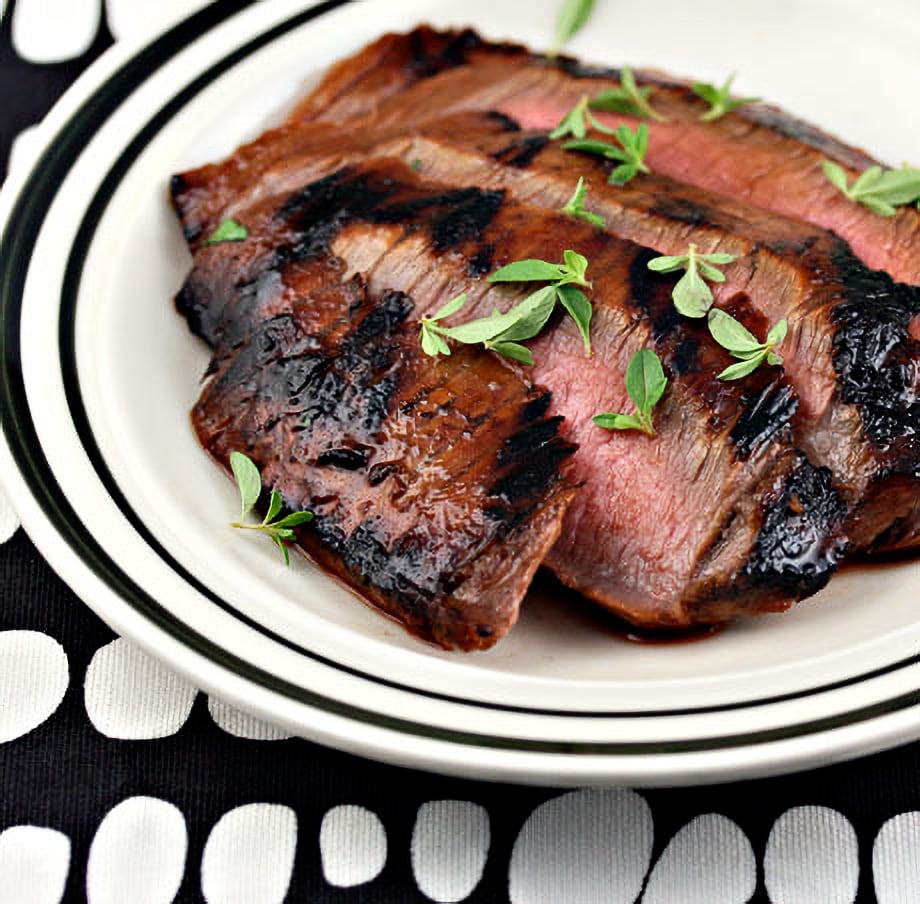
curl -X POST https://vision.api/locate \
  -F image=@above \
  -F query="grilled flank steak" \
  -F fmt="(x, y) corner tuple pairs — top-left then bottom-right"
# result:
(191, 254), (576, 651)
(284, 27), (920, 286)
(176, 160), (847, 629)
(169, 29), (919, 642)
(173, 111), (920, 554)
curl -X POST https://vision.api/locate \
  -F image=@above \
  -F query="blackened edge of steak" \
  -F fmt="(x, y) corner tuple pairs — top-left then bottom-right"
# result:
(192, 274), (577, 650)
(182, 159), (850, 631)
(830, 240), (920, 462)
(730, 379), (800, 462)
(491, 134), (551, 168)
(744, 454), (849, 597)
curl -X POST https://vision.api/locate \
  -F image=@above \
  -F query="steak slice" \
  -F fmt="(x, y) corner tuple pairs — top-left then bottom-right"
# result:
(285, 27), (920, 286)
(191, 259), (576, 651)
(172, 112), (920, 553)
(177, 159), (848, 628)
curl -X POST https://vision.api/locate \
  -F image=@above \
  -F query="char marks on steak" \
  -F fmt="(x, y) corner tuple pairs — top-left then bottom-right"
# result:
(178, 159), (848, 628)
(192, 260), (576, 650)
(283, 27), (920, 286)
(173, 110), (920, 553)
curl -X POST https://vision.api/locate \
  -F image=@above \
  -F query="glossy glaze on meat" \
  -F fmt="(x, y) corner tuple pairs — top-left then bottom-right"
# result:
(173, 111), (920, 553)
(177, 160), (848, 628)
(186, 194), (576, 650)
(170, 28), (920, 640)
(286, 27), (920, 285)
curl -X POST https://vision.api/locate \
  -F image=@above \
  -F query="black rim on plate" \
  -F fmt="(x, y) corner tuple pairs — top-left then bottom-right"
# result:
(2, 0), (920, 761)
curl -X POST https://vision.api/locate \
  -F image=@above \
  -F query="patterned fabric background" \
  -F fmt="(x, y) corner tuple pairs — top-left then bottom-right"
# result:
(3, 1), (920, 901)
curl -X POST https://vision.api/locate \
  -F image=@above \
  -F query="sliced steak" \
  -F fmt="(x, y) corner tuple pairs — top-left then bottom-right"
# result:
(177, 159), (848, 628)
(173, 112), (920, 553)
(285, 27), (920, 286)
(192, 259), (576, 650)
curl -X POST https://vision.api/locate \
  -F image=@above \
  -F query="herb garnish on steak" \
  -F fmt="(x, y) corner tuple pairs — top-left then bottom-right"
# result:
(175, 159), (847, 629)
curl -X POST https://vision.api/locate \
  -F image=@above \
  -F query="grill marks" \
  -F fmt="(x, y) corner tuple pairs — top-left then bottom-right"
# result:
(187, 186), (576, 650)
(284, 27), (920, 284)
(172, 108), (920, 553)
(167, 30), (920, 637)
(180, 159), (845, 627)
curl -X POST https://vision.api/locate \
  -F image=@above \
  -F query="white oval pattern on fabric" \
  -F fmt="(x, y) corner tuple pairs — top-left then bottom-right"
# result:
(320, 805), (387, 888)
(0, 483), (20, 543)
(207, 696), (293, 741)
(0, 825), (70, 904)
(642, 813), (756, 904)
(874, 811), (920, 903)
(84, 638), (197, 739)
(86, 797), (187, 904)
(11, 0), (101, 64)
(0, 630), (68, 743)
(104, 0), (213, 41)
(201, 803), (297, 904)
(508, 789), (653, 904)
(764, 806), (858, 904)
(412, 800), (490, 902)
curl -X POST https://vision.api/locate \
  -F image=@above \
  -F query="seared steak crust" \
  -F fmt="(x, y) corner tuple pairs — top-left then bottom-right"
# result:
(177, 160), (847, 628)
(172, 110), (920, 552)
(190, 228), (576, 650)
(283, 27), (920, 285)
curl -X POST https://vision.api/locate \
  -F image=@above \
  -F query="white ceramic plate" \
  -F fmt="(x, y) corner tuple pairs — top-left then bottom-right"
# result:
(2, 0), (919, 787)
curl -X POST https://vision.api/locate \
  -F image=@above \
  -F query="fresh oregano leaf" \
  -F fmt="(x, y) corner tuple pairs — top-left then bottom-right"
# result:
(230, 451), (261, 520)
(561, 176), (607, 228)
(594, 348), (668, 436)
(707, 308), (764, 354)
(229, 452), (312, 564)
(691, 74), (760, 121)
(428, 293), (469, 322)
(489, 260), (569, 283)
(204, 218), (249, 246)
(718, 354), (768, 381)
(552, 0), (596, 52)
(647, 245), (738, 318)
(556, 285), (593, 354)
(589, 66), (667, 122)
(708, 309), (788, 381)
(592, 413), (645, 432)
(564, 123), (651, 186)
(625, 347), (668, 415)
(821, 160), (920, 218)
(263, 488), (283, 525)
(488, 287), (558, 342)
(487, 341), (535, 365)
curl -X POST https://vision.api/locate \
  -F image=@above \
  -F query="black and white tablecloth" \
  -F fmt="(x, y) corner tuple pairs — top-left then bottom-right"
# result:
(3, 2), (920, 901)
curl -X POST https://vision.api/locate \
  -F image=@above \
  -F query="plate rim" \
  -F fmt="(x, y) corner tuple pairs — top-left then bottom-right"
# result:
(3, 0), (920, 785)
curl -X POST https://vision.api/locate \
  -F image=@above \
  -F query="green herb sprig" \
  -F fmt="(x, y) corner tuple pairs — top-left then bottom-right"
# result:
(420, 288), (557, 365)
(708, 309), (787, 381)
(419, 252), (594, 363)
(204, 218), (249, 246)
(594, 349), (668, 436)
(564, 123), (651, 185)
(691, 74), (760, 122)
(552, 0), (596, 53)
(230, 451), (313, 565)
(590, 66), (667, 122)
(560, 177), (606, 228)
(490, 251), (594, 353)
(550, 95), (614, 140)
(821, 161), (920, 217)
(646, 245), (738, 318)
